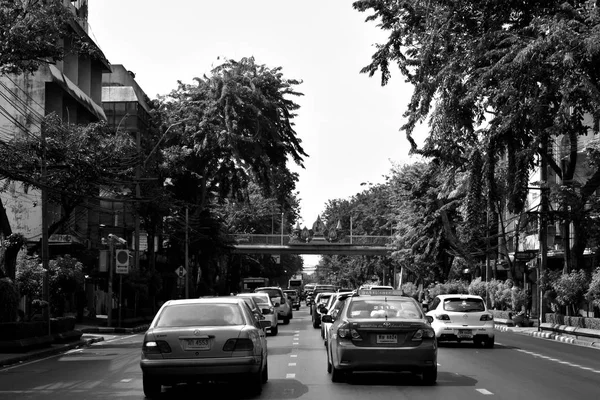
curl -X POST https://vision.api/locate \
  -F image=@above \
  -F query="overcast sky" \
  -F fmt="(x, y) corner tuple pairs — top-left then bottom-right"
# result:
(88, 0), (425, 271)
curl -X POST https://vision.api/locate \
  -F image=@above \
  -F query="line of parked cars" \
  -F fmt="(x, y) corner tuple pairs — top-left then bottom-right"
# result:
(139, 285), (298, 398)
(314, 288), (496, 385)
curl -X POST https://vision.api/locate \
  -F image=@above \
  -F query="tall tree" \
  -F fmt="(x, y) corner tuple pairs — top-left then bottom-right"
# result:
(353, 0), (600, 270)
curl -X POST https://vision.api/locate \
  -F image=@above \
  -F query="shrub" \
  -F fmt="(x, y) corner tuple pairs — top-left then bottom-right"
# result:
(0, 278), (20, 322)
(468, 277), (487, 298)
(551, 270), (589, 315)
(586, 267), (600, 307)
(400, 282), (419, 299)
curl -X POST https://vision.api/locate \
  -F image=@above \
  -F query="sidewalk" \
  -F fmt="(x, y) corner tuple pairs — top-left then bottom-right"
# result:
(0, 319), (150, 369)
(495, 324), (600, 349)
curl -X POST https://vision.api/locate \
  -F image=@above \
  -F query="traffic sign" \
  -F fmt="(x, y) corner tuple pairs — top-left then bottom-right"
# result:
(115, 250), (130, 274)
(175, 266), (187, 277)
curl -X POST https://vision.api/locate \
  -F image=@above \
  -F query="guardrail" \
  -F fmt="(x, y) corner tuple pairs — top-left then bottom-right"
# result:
(229, 234), (393, 246)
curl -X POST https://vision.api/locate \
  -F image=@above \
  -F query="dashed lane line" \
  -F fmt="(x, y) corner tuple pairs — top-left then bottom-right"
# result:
(496, 342), (600, 375)
(476, 389), (494, 395)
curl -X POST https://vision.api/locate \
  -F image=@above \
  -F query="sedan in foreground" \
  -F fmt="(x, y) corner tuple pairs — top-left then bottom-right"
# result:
(140, 297), (270, 398)
(324, 289), (437, 384)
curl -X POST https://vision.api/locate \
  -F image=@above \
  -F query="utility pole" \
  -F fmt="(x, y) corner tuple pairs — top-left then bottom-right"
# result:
(538, 137), (549, 331)
(185, 207), (189, 299)
(134, 131), (141, 273)
(41, 121), (50, 336)
(107, 237), (114, 327)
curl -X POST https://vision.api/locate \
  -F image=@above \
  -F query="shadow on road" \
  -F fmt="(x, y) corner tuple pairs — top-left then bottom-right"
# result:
(157, 378), (308, 399)
(438, 342), (518, 350)
(346, 371), (478, 387)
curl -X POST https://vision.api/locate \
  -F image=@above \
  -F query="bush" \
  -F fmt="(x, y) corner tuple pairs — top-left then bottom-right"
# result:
(586, 267), (600, 307)
(551, 270), (589, 315)
(400, 282), (419, 299)
(468, 278), (487, 298)
(0, 278), (20, 323)
(545, 313), (600, 330)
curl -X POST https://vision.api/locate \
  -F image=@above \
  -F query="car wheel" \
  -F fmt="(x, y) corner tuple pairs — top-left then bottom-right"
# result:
(295, 305), (300, 311)
(283, 317), (290, 325)
(331, 364), (345, 383)
(422, 366), (437, 385)
(320, 327), (325, 339)
(327, 352), (332, 373)
(143, 374), (161, 399)
(289, 311), (293, 320)
(473, 338), (483, 347)
(262, 360), (269, 383)
(313, 319), (320, 329)
(485, 336), (495, 348)
(271, 324), (278, 335)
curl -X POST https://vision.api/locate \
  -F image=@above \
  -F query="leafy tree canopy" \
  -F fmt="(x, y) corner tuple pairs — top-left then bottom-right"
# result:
(1, 0), (72, 74)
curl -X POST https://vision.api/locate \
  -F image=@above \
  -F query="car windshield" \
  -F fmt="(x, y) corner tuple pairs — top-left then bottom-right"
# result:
(155, 303), (244, 327)
(347, 299), (422, 319)
(443, 298), (485, 312)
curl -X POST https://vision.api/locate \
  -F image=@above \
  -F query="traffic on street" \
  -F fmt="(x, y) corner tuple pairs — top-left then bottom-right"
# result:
(1, 303), (599, 400)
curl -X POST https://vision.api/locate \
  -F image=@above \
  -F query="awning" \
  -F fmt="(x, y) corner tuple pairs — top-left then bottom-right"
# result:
(48, 64), (107, 121)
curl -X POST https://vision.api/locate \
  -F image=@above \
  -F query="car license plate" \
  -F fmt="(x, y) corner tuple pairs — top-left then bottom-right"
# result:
(457, 329), (472, 338)
(377, 334), (397, 344)
(184, 338), (209, 350)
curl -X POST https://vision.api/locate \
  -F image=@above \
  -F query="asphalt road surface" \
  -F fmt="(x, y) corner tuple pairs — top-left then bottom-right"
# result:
(1, 307), (599, 399)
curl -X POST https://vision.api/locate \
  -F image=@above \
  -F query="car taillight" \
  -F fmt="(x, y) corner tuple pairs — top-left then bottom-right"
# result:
(435, 314), (450, 321)
(412, 328), (435, 341)
(480, 314), (494, 321)
(223, 338), (254, 351)
(337, 323), (362, 341)
(143, 340), (172, 354)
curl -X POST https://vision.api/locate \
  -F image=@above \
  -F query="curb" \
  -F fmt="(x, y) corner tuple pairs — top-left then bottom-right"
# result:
(495, 324), (600, 349)
(0, 336), (105, 368)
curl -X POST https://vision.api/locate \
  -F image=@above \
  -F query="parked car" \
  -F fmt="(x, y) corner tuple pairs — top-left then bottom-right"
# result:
(312, 292), (335, 328)
(283, 289), (301, 310)
(255, 286), (293, 324)
(140, 297), (270, 398)
(324, 289), (437, 384)
(237, 292), (279, 335)
(425, 294), (495, 348)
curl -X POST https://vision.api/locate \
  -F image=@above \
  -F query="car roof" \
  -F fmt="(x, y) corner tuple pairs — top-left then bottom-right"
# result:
(255, 286), (282, 291)
(435, 294), (483, 299)
(170, 298), (244, 306)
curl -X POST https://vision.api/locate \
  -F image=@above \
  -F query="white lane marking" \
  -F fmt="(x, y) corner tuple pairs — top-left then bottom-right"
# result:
(286, 373), (295, 378)
(514, 348), (600, 374)
(290, 354), (298, 358)
(120, 379), (132, 383)
(294, 330), (299, 333)
(288, 363), (297, 367)
(476, 388), (494, 395)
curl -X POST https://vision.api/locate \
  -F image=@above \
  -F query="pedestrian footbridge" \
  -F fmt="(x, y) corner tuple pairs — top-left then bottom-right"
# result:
(230, 234), (394, 255)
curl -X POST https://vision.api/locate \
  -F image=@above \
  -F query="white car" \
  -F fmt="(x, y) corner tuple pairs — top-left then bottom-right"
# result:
(255, 287), (293, 324)
(237, 293), (279, 335)
(321, 291), (354, 346)
(425, 294), (495, 348)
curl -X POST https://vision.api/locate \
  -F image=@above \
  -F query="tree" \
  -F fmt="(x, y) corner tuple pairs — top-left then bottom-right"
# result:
(153, 57), (307, 293)
(0, 0), (71, 74)
(0, 114), (138, 238)
(353, 0), (600, 270)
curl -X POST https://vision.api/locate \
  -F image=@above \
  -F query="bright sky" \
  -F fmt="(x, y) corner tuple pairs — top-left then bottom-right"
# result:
(88, 0), (425, 272)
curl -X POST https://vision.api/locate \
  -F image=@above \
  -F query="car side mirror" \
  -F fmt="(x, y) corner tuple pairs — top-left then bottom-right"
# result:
(426, 315), (434, 324)
(421, 304), (429, 312)
(320, 307), (328, 314)
(262, 308), (271, 315)
(260, 320), (271, 329)
(321, 315), (333, 323)
(274, 302), (280, 307)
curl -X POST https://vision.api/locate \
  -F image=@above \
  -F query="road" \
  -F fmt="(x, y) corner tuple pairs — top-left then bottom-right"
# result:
(1, 306), (599, 399)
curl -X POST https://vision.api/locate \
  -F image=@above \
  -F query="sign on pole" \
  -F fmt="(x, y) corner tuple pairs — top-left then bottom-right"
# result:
(115, 249), (130, 274)
(175, 266), (187, 278)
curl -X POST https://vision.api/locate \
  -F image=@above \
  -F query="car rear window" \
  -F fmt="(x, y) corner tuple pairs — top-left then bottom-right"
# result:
(255, 288), (282, 299)
(443, 298), (485, 312)
(156, 303), (244, 327)
(348, 299), (422, 319)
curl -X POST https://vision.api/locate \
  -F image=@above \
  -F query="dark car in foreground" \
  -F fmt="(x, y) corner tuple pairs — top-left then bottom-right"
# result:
(324, 289), (437, 384)
(140, 297), (270, 398)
